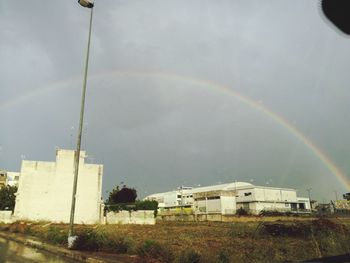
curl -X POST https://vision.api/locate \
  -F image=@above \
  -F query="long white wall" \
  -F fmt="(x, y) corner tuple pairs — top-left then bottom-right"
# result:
(14, 149), (103, 224)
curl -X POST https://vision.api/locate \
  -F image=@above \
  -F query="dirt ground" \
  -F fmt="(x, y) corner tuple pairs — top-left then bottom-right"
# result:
(1, 216), (350, 262)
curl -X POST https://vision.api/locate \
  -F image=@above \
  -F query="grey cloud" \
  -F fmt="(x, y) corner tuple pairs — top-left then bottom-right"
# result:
(1, 0), (349, 201)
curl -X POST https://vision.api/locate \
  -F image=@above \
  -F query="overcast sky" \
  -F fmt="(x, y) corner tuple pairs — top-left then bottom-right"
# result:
(1, 0), (349, 200)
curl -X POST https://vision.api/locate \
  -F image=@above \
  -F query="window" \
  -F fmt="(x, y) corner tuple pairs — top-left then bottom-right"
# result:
(207, 196), (220, 200)
(244, 192), (252, 196)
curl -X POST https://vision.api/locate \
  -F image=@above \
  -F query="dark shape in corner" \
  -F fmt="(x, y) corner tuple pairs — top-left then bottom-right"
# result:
(322, 0), (350, 35)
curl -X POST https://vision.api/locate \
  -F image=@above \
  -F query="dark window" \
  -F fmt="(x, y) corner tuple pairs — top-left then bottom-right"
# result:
(244, 192), (252, 196)
(207, 196), (220, 200)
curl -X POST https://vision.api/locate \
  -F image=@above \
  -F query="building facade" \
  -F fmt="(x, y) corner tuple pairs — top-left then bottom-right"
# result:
(14, 149), (103, 224)
(145, 182), (310, 215)
(0, 171), (7, 188)
(6, 172), (20, 187)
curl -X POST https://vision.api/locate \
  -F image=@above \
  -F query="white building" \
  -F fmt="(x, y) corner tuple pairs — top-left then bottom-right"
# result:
(14, 149), (103, 224)
(6, 172), (20, 187)
(145, 182), (310, 215)
(0, 171), (7, 188)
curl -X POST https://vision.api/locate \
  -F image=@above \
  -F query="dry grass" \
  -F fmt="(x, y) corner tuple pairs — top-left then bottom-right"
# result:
(1, 217), (350, 263)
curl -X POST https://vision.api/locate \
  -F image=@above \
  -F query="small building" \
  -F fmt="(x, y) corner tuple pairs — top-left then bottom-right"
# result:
(14, 149), (103, 224)
(6, 172), (20, 187)
(0, 171), (7, 188)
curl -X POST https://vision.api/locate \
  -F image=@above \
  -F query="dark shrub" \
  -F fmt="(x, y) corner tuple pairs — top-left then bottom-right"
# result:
(46, 226), (67, 245)
(178, 249), (202, 263)
(137, 240), (174, 263)
(260, 222), (311, 238)
(259, 210), (298, 217)
(236, 207), (249, 216)
(72, 229), (100, 251)
(106, 236), (133, 253)
(217, 250), (230, 263)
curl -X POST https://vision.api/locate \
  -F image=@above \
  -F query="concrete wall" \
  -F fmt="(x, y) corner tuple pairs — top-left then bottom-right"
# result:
(221, 196), (236, 215)
(14, 149), (103, 224)
(106, 210), (155, 225)
(0, 211), (13, 223)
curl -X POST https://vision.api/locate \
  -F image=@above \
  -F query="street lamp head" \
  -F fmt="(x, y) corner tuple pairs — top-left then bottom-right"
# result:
(78, 0), (94, 8)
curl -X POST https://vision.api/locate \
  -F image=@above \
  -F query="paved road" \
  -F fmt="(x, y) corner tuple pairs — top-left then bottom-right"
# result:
(0, 236), (77, 263)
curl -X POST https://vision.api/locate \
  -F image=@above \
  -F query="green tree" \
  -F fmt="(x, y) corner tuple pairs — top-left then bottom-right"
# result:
(0, 185), (17, 211)
(106, 184), (137, 211)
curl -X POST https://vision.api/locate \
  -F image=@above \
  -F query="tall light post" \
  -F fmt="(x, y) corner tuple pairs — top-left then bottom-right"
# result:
(306, 188), (312, 211)
(68, 0), (95, 246)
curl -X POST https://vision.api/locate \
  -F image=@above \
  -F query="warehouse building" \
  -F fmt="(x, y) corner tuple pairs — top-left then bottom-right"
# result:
(145, 182), (310, 215)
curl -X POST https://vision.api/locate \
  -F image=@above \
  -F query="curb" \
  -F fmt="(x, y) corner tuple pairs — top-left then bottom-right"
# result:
(0, 231), (137, 263)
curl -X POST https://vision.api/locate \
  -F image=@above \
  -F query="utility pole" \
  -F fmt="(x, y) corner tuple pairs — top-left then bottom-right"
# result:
(306, 188), (312, 210)
(68, 1), (94, 247)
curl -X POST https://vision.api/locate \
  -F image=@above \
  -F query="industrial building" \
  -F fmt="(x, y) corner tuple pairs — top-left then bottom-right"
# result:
(14, 149), (103, 224)
(145, 182), (310, 215)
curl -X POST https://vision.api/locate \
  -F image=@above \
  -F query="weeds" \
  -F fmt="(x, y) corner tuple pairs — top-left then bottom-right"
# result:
(46, 226), (67, 245)
(137, 240), (174, 263)
(72, 229), (101, 251)
(236, 207), (249, 216)
(177, 249), (202, 263)
(217, 250), (230, 263)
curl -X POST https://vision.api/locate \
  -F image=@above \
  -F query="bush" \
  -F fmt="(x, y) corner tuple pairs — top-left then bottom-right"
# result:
(137, 240), (174, 263)
(46, 226), (67, 245)
(260, 222), (311, 238)
(0, 185), (17, 211)
(105, 235), (133, 253)
(236, 207), (249, 216)
(259, 210), (298, 217)
(217, 250), (230, 263)
(177, 249), (202, 263)
(72, 229), (101, 251)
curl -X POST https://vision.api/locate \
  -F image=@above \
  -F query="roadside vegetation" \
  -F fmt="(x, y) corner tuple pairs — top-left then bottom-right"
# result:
(0, 217), (350, 262)
(0, 185), (17, 211)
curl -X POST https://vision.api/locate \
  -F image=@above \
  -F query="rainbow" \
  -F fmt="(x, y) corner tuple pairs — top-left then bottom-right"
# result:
(1, 70), (349, 190)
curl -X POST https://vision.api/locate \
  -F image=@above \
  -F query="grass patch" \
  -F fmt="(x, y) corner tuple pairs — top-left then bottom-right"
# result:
(136, 240), (174, 263)
(177, 249), (202, 263)
(0, 218), (349, 262)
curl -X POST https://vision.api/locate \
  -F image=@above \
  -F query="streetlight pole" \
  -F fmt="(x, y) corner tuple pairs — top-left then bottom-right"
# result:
(68, 2), (94, 245)
(306, 188), (312, 211)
